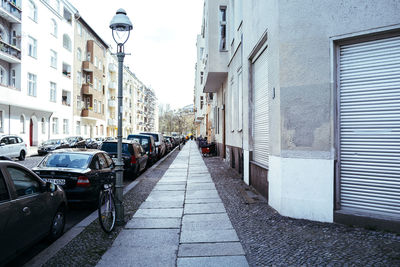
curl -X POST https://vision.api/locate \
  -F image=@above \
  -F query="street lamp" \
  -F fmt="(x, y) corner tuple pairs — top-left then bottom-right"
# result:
(110, 8), (132, 225)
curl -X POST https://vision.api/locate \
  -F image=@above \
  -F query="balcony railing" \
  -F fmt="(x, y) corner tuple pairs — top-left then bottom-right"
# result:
(108, 99), (116, 107)
(0, 0), (22, 22)
(108, 63), (116, 73)
(82, 61), (93, 72)
(108, 81), (116, 90)
(0, 39), (20, 62)
(82, 83), (94, 95)
(81, 108), (96, 117)
(108, 118), (117, 126)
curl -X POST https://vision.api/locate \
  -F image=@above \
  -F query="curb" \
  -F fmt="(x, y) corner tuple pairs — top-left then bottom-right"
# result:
(24, 146), (181, 267)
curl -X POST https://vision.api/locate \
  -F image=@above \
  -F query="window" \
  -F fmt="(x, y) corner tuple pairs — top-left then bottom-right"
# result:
(0, 66), (7, 85)
(28, 0), (37, 22)
(94, 56), (98, 68)
(98, 101), (101, 113)
(12, 30), (17, 46)
(20, 115), (25, 133)
(63, 8), (72, 24)
(86, 52), (91, 61)
(0, 110), (3, 133)
(76, 121), (81, 135)
(94, 99), (97, 113)
(62, 63), (71, 77)
(28, 36), (37, 58)
(62, 90), (70, 106)
(51, 19), (57, 37)
(99, 60), (102, 71)
(63, 119), (69, 134)
(27, 73), (37, 96)
(77, 71), (82, 85)
(200, 96), (204, 110)
(11, 69), (16, 87)
(63, 34), (71, 51)
(77, 48), (81, 61)
(219, 6), (227, 51)
(94, 77), (98, 90)
(7, 167), (39, 197)
(0, 170), (9, 201)
(84, 124), (87, 135)
(52, 117), (58, 134)
(77, 22), (82, 36)
(50, 82), (56, 102)
(56, 0), (60, 13)
(41, 117), (46, 134)
(50, 49), (57, 68)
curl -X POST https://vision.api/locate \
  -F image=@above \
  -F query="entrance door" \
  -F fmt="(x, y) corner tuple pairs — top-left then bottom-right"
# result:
(29, 119), (33, 146)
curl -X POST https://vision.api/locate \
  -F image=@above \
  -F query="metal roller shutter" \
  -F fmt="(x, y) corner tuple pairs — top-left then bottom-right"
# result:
(252, 49), (269, 167)
(339, 35), (400, 217)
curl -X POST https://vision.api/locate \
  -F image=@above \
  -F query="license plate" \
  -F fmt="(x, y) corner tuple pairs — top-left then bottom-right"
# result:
(42, 178), (66, 186)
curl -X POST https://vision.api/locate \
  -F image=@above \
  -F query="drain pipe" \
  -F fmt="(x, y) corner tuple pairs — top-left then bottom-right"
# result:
(48, 112), (53, 140)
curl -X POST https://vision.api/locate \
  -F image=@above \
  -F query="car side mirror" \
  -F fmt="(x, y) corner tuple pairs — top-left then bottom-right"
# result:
(46, 182), (57, 193)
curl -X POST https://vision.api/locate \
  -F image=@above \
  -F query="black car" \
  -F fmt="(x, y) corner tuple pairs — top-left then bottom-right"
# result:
(38, 139), (70, 156)
(66, 136), (86, 148)
(127, 134), (157, 165)
(33, 149), (115, 203)
(100, 140), (148, 178)
(0, 161), (67, 265)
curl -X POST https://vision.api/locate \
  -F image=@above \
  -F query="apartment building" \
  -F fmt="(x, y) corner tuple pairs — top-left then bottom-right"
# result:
(105, 51), (117, 137)
(73, 16), (108, 138)
(143, 86), (156, 132)
(196, 0), (400, 231)
(194, 34), (207, 138)
(0, 0), (76, 147)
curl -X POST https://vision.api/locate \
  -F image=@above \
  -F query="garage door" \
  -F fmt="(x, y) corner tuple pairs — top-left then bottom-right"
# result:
(252, 48), (269, 167)
(339, 35), (400, 217)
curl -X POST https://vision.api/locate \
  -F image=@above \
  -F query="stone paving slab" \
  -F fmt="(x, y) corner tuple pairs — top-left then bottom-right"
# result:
(134, 208), (183, 218)
(177, 256), (249, 267)
(153, 184), (186, 191)
(187, 178), (213, 184)
(146, 191), (185, 202)
(186, 189), (220, 199)
(182, 219), (233, 231)
(126, 218), (181, 229)
(180, 229), (239, 243)
(183, 213), (232, 223)
(184, 203), (226, 214)
(186, 183), (216, 190)
(178, 242), (245, 257)
(157, 180), (187, 185)
(185, 198), (222, 204)
(159, 177), (188, 183)
(140, 201), (184, 209)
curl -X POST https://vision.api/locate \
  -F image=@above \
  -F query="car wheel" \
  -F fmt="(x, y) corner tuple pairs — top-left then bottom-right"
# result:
(19, 150), (26, 161)
(48, 208), (65, 241)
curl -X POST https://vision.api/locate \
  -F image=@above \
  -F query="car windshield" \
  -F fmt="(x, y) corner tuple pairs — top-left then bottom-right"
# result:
(141, 133), (158, 142)
(66, 137), (77, 142)
(41, 153), (92, 168)
(43, 139), (61, 145)
(101, 142), (131, 154)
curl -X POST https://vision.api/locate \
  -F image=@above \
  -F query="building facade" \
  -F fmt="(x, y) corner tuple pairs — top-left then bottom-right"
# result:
(72, 16), (108, 138)
(0, 0), (77, 147)
(195, 0), (400, 231)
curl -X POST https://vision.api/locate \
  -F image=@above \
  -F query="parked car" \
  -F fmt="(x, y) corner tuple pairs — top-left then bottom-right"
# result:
(164, 137), (173, 152)
(140, 132), (166, 159)
(33, 149), (115, 203)
(37, 139), (70, 156)
(100, 140), (148, 178)
(0, 160), (67, 265)
(164, 135), (177, 148)
(127, 134), (157, 165)
(66, 136), (86, 148)
(0, 135), (27, 161)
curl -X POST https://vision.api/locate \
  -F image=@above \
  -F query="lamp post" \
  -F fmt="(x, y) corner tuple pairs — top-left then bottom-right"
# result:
(110, 8), (132, 225)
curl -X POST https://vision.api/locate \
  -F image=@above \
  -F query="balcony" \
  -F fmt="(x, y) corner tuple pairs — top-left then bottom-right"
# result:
(108, 99), (116, 107)
(108, 81), (117, 90)
(81, 108), (96, 118)
(81, 83), (94, 95)
(109, 63), (117, 73)
(82, 61), (93, 72)
(0, 39), (20, 63)
(0, 0), (21, 23)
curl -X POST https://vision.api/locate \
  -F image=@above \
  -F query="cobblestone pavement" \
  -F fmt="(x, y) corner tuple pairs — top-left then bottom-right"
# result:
(203, 156), (400, 266)
(41, 148), (181, 267)
(18, 155), (44, 169)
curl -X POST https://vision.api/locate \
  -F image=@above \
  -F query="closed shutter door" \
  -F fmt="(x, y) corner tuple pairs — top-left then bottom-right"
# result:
(252, 49), (269, 167)
(339, 35), (400, 217)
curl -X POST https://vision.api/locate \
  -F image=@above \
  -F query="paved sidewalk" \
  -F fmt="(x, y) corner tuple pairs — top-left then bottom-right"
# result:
(97, 141), (249, 267)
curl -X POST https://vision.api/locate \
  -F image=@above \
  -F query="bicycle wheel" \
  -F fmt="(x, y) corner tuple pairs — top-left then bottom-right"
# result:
(98, 190), (116, 233)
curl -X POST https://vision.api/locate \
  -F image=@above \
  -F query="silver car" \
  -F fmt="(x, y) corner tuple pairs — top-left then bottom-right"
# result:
(0, 135), (28, 161)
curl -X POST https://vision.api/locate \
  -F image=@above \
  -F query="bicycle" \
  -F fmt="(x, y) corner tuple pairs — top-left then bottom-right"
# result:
(98, 183), (116, 233)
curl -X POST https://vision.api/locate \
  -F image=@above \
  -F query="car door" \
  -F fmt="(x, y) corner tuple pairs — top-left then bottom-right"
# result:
(0, 137), (10, 157)
(0, 167), (19, 264)
(5, 165), (50, 250)
(7, 137), (19, 158)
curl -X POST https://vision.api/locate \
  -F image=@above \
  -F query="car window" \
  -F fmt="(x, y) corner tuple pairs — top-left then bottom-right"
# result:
(42, 153), (91, 169)
(103, 153), (113, 166)
(8, 137), (16, 144)
(98, 153), (109, 169)
(7, 167), (40, 197)
(1, 137), (8, 145)
(0, 170), (10, 202)
(141, 138), (149, 149)
(91, 156), (101, 170)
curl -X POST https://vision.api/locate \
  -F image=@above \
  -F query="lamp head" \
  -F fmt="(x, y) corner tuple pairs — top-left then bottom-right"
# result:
(110, 8), (132, 46)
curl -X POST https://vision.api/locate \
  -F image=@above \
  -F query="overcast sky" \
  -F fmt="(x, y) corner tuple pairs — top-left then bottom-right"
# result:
(69, 0), (204, 110)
